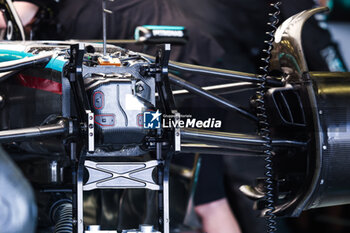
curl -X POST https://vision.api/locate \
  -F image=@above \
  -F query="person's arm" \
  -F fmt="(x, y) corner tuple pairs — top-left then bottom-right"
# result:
(0, 1), (39, 29)
(195, 198), (241, 233)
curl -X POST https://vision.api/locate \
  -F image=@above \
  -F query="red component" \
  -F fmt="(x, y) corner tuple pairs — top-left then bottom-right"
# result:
(93, 91), (104, 109)
(137, 113), (144, 127)
(17, 74), (62, 95)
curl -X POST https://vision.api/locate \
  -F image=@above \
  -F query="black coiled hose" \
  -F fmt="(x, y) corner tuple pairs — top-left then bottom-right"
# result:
(51, 201), (73, 233)
(255, 2), (281, 233)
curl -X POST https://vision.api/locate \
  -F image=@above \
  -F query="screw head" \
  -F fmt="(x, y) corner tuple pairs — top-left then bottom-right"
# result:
(136, 84), (144, 93)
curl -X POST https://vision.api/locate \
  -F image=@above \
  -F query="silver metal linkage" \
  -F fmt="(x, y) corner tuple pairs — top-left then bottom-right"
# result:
(84, 160), (161, 191)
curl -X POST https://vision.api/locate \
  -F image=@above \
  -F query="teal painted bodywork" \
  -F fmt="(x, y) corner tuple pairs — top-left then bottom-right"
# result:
(0, 49), (66, 72)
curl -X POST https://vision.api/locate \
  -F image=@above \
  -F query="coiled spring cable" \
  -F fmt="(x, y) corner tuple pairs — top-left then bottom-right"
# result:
(255, 2), (281, 232)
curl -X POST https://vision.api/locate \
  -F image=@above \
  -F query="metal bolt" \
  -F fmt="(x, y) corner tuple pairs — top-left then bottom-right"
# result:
(322, 145), (327, 150)
(89, 133), (93, 136)
(319, 110), (323, 115)
(136, 84), (144, 93)
(89, 124), (94, 129)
